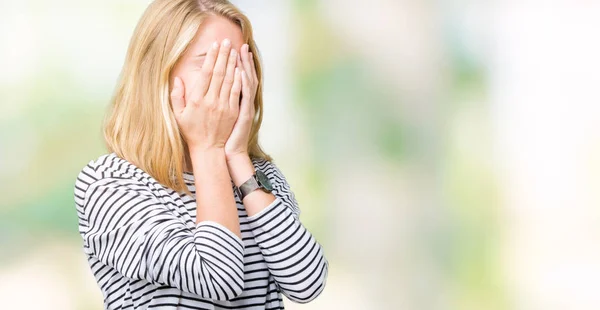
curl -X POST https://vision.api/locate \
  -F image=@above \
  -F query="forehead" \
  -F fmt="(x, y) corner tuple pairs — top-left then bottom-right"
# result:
(188, 15), (245, 53)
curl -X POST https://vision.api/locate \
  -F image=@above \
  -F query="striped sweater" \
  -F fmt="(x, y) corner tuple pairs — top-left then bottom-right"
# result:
(74, 152), (328, 309)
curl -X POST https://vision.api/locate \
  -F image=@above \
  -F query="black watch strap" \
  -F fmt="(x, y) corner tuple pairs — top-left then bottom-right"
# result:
(235, 170), (273, 200)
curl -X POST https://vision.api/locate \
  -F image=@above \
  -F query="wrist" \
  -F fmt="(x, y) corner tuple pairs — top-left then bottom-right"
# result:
(190, 145), (225, 156)
(189, 147), (226, 167)
(225, 151), (249, 163)
(226, 153), (256, 187)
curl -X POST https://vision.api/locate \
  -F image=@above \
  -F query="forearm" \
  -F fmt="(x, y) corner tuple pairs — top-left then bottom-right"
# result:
(226, 153), (276, 216)
(246, 200), (328, 303)
(191, 147), (241, 238)
(79, 170), (245, 300)
(228, 155), (328, 302)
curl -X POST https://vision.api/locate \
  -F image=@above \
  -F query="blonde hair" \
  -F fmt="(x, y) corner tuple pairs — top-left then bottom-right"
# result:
(103, 0), (271, 194)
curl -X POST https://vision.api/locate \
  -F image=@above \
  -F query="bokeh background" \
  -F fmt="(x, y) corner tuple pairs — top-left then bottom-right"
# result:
(1, 0), (599, 309)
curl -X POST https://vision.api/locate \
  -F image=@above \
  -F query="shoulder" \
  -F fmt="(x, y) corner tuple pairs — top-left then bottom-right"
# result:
(74, 153), (152, 203)
(251, 157), (286, 180)
(250, 157), (295, 192)
(74, 153), (113, 211)
(75, 153), (132, 185)
(74, 153), (114, 189)
(251, 157), (301, 217)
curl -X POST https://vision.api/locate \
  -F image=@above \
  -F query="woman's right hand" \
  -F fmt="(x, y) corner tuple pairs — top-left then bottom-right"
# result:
(170, 39), (242, 152)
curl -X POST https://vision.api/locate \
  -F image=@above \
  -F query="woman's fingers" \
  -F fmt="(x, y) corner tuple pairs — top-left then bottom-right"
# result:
(219, 46), (238, 100)
(170, 76), (185, 114)
(190, 41), (219, 100)
(249, 52), (258, 81)
(229, 68), (242, 110)
(240, 70), (255, 115)
(236, 53), (242, 71)
(240, 44), (254, 83)
(207, 39), (232, 98)
(241, 45), (259, 96)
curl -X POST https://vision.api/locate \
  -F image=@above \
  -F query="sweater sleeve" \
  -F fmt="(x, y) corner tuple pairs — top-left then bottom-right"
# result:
(75, 165), (245, 301)
(247, 159), (329, 303)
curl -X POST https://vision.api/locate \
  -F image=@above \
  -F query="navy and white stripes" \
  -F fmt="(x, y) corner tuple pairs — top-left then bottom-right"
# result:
(74, 152), (327, 309)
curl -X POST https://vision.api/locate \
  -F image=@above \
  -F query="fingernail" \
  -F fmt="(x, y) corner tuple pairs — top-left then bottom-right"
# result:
(223, 39), (231, 47)
(212, 41), (219, 49)
(235, 67), (239, 75)
(231, 48), (237, 57)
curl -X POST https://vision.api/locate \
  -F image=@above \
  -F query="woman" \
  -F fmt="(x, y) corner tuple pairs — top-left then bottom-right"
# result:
(73, 0), (328, 309)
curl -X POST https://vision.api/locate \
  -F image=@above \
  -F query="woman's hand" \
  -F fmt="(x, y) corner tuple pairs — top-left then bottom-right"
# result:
(170, 39), (242, 153)
(224, 44), (258, 161)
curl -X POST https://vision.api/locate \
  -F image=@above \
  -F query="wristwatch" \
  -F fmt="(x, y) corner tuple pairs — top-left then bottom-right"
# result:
(234, 170), (274, 200)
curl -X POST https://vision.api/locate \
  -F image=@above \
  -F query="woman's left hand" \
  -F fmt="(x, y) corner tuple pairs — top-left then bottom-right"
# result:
(225, 44), (258, 161)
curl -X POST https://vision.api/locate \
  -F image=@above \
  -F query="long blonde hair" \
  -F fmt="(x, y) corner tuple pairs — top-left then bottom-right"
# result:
(103, 0), (271, 194)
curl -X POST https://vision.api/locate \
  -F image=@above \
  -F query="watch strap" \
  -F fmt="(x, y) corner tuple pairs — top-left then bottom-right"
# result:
(235, 170), (273, 200)
(238, 175), (260, 200)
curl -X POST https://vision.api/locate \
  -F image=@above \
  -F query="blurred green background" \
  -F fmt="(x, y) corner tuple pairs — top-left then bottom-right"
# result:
(1, 0), (600, 309)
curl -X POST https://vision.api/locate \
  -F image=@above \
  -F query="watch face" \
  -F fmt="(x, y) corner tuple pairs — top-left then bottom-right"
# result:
(256, 170), (273, 191)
